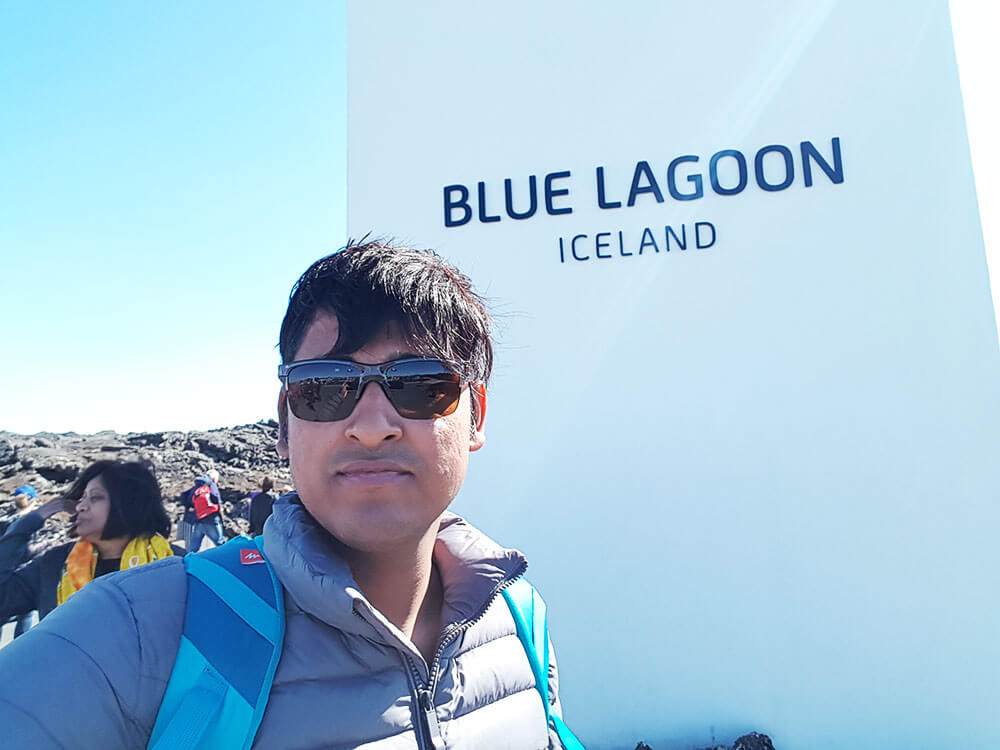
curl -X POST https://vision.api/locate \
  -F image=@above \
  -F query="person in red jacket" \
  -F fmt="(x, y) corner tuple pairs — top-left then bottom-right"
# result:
(179, 468), (225, 551)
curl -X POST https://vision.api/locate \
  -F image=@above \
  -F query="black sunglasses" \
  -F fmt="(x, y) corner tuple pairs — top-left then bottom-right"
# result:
(278, 357), (464, 422)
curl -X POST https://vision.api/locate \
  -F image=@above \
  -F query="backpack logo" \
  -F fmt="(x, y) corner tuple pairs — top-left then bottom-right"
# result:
(240, 548), (265, 565)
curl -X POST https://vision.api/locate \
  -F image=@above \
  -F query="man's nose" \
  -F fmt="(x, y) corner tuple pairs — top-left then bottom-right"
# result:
(344, 381), (403, 446)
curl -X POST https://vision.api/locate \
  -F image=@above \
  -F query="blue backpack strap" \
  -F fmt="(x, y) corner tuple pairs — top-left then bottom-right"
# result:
(502, 579), (586, 750)
(149, 536), (284, 750)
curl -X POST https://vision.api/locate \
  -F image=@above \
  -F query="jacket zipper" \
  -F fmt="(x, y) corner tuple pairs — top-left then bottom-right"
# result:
(404, 654), (444, 750)
(353, 608), (434, 750)
(406, 560), (529, 749)
(355, 559), (529, 749)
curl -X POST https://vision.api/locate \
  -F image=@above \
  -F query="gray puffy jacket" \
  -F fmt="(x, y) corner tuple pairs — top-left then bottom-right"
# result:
(0, 498), (564, 749)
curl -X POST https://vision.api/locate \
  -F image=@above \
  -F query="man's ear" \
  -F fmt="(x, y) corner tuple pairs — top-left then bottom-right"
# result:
(469, 383), (487, 452)
(276, 389), (289, 458)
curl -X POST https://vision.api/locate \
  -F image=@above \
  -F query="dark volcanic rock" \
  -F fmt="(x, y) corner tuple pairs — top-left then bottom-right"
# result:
(0, 436), (15, 466)
(0, 421), (291, 550)
(685, 731), (776, 750)
(733, 733), (775, 750)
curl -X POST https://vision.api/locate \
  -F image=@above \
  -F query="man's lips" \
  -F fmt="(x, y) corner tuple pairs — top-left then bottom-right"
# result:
(335, 460), (412, 484)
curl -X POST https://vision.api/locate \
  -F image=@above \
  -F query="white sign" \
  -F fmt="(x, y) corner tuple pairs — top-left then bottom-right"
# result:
(348, 2), (1000, 747)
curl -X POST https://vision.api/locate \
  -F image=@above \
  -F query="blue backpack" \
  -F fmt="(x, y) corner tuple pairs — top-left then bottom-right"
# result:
(149, 537), (585, 750)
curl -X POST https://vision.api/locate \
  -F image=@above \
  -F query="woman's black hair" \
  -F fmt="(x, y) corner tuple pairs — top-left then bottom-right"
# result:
(66, 460), (171, 540)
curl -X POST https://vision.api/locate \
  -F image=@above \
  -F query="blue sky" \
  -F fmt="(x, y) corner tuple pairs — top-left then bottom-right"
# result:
(0, 2), (347, 433)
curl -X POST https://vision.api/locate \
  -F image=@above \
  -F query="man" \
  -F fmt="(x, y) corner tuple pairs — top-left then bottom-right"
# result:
(180, 469), (225, 551)
(247, 475), (277, 536)
(0, 241), (568, 748)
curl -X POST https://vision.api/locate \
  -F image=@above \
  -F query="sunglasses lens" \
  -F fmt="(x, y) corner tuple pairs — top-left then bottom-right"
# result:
(283, 359), (464, 422)
(284, 362), (360, 421)
(384, 361), (463, 419)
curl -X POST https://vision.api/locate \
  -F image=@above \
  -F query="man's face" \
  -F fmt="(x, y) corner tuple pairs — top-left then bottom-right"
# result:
(277, 310), (486, 553)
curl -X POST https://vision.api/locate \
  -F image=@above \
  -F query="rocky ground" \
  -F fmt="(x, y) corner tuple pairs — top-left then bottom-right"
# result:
(640, 733), (776, 750)
(0, 421), (291, 550)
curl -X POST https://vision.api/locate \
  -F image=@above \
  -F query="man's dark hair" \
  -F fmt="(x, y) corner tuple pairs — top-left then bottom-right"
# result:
(279, 240), (494, 384)
(67, 460), (171, 540)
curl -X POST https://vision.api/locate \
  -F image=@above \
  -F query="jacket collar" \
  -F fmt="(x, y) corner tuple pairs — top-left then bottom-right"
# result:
(260, 495), (527, 640)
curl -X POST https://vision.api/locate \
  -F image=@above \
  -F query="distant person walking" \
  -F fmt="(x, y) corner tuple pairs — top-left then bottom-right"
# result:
(0, 461), (181, 625)
(0, 485), (39, 535)
(0, 485), (40, 637)
(0, 485), (39, 527)
(247, 476), (277, 536)
(180, 468), (225, 551)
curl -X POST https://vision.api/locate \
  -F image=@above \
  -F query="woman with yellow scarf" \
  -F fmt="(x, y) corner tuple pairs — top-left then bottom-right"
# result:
(0, 460), (183, 626)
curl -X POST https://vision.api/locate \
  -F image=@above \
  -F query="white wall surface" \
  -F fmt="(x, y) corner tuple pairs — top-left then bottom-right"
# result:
(950, 0), (1000, 337)
(348, 2), (1000, 747)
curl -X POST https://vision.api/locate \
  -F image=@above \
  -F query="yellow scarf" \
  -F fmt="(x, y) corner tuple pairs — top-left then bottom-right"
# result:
(56, 534), (174, 606)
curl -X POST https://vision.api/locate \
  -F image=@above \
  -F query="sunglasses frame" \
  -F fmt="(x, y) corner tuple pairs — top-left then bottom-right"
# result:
(277, 357), (465, 422)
